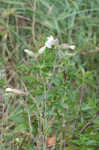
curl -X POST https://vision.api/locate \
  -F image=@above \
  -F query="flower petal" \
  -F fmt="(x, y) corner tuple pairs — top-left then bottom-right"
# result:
(6, 88), (27, 95)
(38, 46), (46, 54)
(24, 49), (35, 56)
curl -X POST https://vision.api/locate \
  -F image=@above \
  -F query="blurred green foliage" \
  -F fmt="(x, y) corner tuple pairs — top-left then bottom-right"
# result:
(0, 0), (99, 149)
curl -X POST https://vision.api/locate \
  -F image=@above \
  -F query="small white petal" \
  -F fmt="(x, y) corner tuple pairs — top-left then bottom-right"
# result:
(45, 41), (52, 48)
(60, 43), (76, 50)
(69, 45), (75, 50)
(47, 35), (54, 41)
(38, 46), (46, 54)
(24, 49), (34, 56)
(6, 88), (27, 95)
(6, 88), (13, 92)
(45, 35), (55, 48)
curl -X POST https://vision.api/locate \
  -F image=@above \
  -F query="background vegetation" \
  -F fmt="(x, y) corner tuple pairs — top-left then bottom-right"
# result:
(0, 0), (99, 149)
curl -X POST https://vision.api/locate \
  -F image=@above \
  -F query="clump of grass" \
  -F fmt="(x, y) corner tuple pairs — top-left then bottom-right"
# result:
(0, 0), (99, 150)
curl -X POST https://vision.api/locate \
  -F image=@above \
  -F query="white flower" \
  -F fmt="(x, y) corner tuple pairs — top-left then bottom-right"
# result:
(45, 35), (55, 48)
(69, 45), (75, 50)
(38, 46), (46, 54)
(24, 49), (35, 56)
(38, 36), (58, 54)
(6, 88), (27, 95)
(60, 43), (75, 50)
